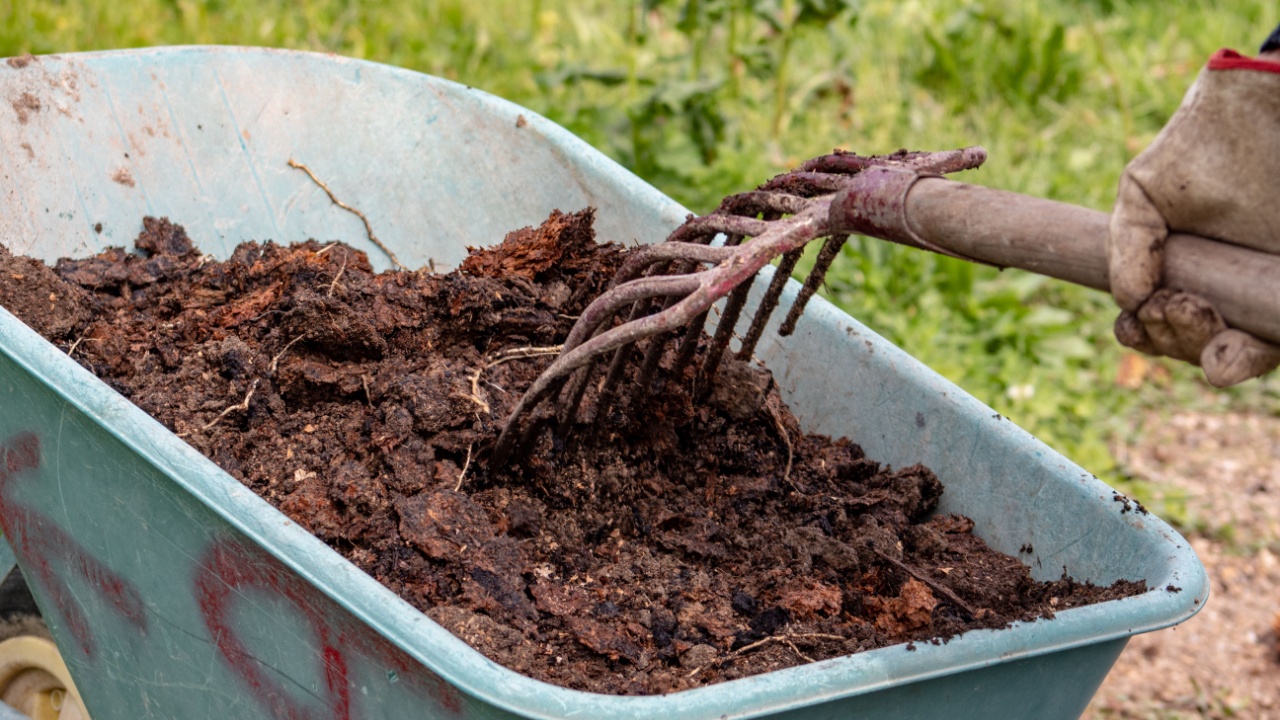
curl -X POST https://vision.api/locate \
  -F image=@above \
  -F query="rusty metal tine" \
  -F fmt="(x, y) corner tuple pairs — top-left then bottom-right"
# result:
(716, 191), (808, 217)
(621, 227), (739, 410)
(900, 146), (988, 174)
(698, 220), (775, 392)
(666, 232), (745, 386)
(556, 242), (739, 436)
(632, 331), (670, 400)
(493, 273), (706, 464)
(557, 361), (598, 431)
(559, 253), (682, 431)
(591, 237), (729, 423)
(737, 247), (805, 361)
(558, 272), (706, 357)
(589, 346), (633, 425)
(797, 153), (877, 174)
(608, 243), (735, 289)
(698, 279), (755, 396)
(495, 147), (992, 467)
(513, 411), (555, 464)
(610, 260), (677, 370)
(669, 307), (711, 387)
(757, 172), (851, 195)
(585, 271), (669, 428)
(798, 147), (986, 175)
(557, 289), (641, 433)
(555, 258), (690, 435)
(600, 302), (673, 422)
(779, 235), (848, 337)
(667, 214), (770, 245)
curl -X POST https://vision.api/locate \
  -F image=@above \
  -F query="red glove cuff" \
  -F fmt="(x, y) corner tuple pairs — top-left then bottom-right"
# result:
(1207, 48), (1280, 74)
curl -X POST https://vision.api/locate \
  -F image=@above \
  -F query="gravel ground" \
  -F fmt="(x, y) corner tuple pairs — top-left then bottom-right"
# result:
(1085, 411), (1280, 719)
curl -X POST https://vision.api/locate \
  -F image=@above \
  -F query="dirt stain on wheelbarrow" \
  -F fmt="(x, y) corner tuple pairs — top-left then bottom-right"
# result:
(10, 91), (41, 124)
(0, 214), (1146, 695)
(111, 167), (136, 187)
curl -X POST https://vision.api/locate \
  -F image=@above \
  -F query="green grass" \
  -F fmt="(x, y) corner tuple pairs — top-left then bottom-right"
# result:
(4, 0), (1278, 516)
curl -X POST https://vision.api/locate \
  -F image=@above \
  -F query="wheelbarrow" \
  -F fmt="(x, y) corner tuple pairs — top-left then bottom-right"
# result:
(0, 46), (1205, 719)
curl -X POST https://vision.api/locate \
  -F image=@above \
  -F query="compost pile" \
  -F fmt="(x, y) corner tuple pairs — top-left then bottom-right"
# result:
(0, 214), (1145, 694)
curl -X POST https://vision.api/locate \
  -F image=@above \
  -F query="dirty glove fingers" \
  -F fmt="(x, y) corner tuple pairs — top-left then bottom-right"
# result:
(1132, 291), (1178, 359)
(1125, 290), (1227, 365)
(1163, 290), (1228, 359)
(1132, 290), (1213, 363)
(1114, 311), (1157, 355)
(1114, 288), (1277, 386)
(1201, 329), (1280, 387)
(1107, 49), (1280, 384)
(1108, 174), (1168, 312)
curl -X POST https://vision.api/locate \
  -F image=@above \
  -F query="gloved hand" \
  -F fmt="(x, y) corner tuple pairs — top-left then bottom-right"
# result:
(1108, 44), (1280, 387)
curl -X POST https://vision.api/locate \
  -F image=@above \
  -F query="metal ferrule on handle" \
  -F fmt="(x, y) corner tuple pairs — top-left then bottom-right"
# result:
(830, 171), (1280, 346)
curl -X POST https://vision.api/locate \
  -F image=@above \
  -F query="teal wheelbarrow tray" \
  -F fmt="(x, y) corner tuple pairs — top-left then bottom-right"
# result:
(0, 47), (1205, 719)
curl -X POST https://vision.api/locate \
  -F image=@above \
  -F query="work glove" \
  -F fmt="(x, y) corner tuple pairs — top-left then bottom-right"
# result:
(1108, 48), (1280, 387)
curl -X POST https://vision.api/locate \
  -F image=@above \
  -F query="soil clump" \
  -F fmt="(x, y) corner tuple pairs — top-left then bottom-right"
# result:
(0, 214), (1146, 694)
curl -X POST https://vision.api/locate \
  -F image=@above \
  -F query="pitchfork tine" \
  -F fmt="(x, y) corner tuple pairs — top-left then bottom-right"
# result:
(665, 232), (745, 391)
(588, 261), (678, 424)
(493, 146), (989, 468)
(697, 279), (754, 397)
(585, 276), (666, 429)
(669, 309), (708, 378)
(632, 330), (670, 398)
(590, 241), (731, 424)
(556, 361), (597, 431)
(553, 265), (704, 431)
(778, 235), (848, 337)
(737, 246), (804, 361)
(716, 191), (809, 216)
(667, 214), (771, 245)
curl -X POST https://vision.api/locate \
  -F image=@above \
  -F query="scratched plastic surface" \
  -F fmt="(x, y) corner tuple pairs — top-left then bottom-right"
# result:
(0, 47), (1205, 720)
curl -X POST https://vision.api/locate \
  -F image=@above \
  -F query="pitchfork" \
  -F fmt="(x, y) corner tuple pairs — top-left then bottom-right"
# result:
(491, 146), (1280, 466)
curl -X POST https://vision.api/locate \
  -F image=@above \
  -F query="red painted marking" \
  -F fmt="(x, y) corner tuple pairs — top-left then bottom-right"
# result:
(1207, 48), (1280, 73)
(1, 431), (464, 716)
(322, 645), (351, 720)
(0, 433), (148, 657)
(194, 538), (463, 719)
(3, 433), (39, 475)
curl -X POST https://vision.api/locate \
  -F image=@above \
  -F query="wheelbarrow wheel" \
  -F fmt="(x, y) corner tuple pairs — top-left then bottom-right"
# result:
(0, 636), (90, 720)
(0, 566), (90, 719)
(0, 566), (51, 644)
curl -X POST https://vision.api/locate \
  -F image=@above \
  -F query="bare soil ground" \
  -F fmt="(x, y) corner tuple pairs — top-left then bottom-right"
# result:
(1087, 410), (1280, 719)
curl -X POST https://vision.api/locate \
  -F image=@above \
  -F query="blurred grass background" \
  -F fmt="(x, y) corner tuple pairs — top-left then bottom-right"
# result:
(3, 0), (1278, 525)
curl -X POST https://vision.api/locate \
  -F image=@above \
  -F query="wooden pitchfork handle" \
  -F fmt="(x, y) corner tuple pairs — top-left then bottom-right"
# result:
(830, 167), (1280, 346)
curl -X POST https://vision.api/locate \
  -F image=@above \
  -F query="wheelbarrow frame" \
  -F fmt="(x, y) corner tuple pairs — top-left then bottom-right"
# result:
(0, 46), (1205, 720)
